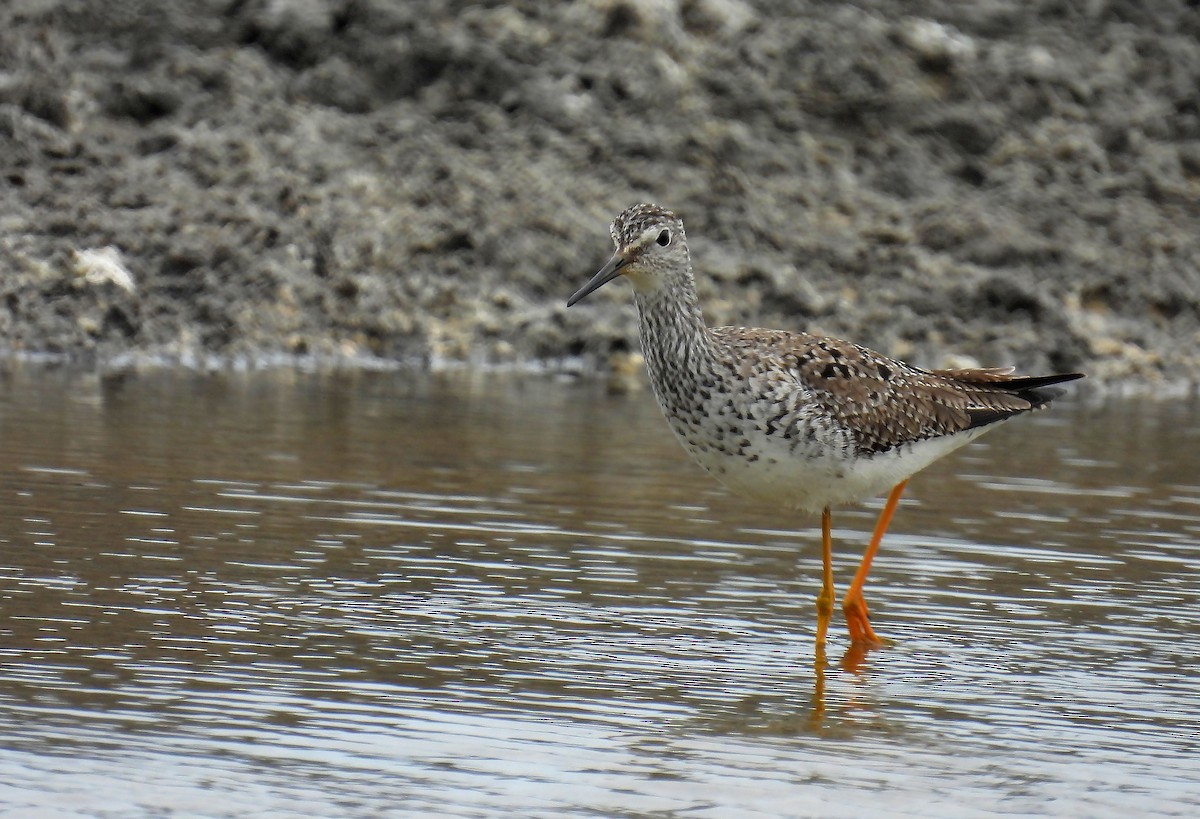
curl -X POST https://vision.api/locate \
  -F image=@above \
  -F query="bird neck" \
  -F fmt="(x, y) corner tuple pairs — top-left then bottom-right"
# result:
(631, 269), (716, 382)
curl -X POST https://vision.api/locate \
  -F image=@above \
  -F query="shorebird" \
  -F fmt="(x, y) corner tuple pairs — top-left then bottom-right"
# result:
(568, 203), (1083, 649)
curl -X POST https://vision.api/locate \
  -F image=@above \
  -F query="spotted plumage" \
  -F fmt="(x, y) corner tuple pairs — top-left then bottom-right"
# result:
(568, 203), (1083, 649)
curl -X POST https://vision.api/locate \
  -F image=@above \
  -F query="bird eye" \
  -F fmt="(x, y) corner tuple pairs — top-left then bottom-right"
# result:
(656, 229), (671, 247)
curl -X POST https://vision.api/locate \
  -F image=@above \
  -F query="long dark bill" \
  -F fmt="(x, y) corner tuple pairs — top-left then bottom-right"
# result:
(567, 253), (628, 307)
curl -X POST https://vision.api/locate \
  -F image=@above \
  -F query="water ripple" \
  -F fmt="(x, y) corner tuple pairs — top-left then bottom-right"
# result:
(0, 371), (1197, 816)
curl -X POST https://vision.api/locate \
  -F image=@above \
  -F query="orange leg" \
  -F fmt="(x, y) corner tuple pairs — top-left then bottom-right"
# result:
(843, 480), (908, 646)
(814, 506), (835, 649)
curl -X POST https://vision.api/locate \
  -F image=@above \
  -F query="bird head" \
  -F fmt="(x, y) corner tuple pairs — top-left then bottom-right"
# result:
(567, 204), (688, 306)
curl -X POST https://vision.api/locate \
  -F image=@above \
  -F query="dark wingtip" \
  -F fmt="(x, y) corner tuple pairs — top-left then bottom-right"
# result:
(1002, 372), (1086, 391)
(1013, 372), (1084, 410)
(964, 372), (1084, 430)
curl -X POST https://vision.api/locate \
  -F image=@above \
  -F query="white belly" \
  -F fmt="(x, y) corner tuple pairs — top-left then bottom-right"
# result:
(678, 424), (994, 515)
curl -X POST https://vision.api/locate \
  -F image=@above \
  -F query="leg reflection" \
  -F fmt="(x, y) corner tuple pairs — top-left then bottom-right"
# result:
(840, 640), (876, 674)
(807, 641), (828, 729)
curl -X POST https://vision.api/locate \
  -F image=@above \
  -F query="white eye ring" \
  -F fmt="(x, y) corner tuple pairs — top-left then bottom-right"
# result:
(655, 229), (671, 247)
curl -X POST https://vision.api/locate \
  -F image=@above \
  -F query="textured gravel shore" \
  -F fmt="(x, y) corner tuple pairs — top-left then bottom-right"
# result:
(2, 1), (1199, 386)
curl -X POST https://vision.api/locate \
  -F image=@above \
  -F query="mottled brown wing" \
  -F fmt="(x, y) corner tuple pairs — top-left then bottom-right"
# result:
(712, 327), (1072, 454)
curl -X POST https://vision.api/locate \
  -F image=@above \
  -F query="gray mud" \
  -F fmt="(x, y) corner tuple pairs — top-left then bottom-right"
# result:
(2, 0), (1199, 385)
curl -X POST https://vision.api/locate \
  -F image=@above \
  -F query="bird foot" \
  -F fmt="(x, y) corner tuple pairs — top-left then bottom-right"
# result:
(843, 595), (890, 648)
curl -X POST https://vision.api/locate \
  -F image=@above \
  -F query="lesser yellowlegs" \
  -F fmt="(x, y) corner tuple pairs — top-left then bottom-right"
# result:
(568, 203), (1083, 649)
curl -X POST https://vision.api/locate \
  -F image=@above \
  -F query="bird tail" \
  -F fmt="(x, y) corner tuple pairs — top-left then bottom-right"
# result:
(994, 372), (1085, 409)
(931, 369), (1085, 429)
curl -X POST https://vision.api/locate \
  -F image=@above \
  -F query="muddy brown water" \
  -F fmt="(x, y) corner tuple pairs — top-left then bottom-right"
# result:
(0, 367), (1197, 817)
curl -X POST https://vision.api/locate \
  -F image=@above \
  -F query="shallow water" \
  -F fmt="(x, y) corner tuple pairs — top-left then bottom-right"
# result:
(0, 366), (1197, 817)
